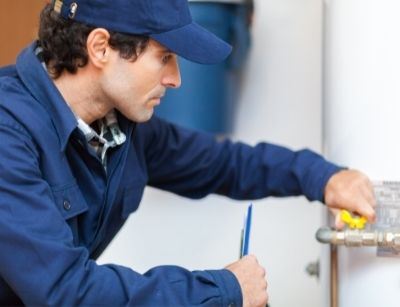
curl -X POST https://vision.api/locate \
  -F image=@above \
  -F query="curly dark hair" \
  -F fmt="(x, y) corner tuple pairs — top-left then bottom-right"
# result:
(38, 4), (150, 79)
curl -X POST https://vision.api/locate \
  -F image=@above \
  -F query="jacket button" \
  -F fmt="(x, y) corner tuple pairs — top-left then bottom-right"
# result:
(63, 200), (71, 210)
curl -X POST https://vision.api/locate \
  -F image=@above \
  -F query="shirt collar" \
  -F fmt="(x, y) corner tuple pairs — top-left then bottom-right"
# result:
(77, 111), (126, 146)
(16, 42), (77, 152)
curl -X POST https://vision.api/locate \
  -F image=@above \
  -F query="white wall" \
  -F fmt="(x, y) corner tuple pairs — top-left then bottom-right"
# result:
(323, 1), (400, 306)
(99, 1), (325, 306)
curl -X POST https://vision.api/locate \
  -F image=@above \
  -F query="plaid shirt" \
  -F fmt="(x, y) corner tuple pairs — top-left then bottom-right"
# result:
(76, 112), (126, 170)
(35, 46), (126, 171)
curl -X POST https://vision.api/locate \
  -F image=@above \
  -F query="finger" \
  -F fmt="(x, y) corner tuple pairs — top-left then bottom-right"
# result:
(360, 183), (377, 207)
(347, 186), (376, 222)
(356, 177), (377, 216)
(259, 266), (266, 277)
(335, 213), (346, 230)
(365, 207), (376, 223)
(258, 290), (269, 307)
(329, 208), (342, 228)
(260, 277), (268, 290)
(246, 254), (258, 263)
(354, 200), (376, 222)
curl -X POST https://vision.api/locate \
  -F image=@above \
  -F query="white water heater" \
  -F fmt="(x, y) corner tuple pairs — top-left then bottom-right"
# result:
(323, 0), (400, 306)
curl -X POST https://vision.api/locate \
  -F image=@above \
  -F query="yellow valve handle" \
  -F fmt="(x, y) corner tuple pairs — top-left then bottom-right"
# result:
(340, 210), (367, 229)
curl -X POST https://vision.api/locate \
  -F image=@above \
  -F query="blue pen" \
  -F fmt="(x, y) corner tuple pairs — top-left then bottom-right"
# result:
(239, 204), (270, 307)
(240, 204), (253, 258)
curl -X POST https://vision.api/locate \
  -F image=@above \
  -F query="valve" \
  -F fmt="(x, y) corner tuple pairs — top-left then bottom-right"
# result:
(340, 210), (367, 229)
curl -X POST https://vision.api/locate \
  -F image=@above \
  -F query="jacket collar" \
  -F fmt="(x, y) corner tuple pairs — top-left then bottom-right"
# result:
(16, 42), (77, 152)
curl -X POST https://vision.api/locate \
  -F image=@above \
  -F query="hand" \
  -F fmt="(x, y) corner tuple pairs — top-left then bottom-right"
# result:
(324, 169), (376, 229)
(225, 255), (268, 307)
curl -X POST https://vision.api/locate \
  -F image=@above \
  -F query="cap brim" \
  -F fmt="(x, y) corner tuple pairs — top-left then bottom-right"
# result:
(150, 22), (232, 65)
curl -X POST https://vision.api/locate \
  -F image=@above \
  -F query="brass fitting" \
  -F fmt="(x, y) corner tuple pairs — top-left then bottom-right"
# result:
(316, 227), (400, 251)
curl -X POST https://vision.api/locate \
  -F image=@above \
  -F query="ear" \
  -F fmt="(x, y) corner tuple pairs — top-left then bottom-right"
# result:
(86, 28), (112, 69)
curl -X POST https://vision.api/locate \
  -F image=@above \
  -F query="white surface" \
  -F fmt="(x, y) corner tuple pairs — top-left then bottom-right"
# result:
(99, 1), (325, 306)
(323, 0), (400, 306)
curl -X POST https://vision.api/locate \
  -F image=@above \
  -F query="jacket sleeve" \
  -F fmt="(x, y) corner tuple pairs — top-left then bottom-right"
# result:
(0, 122), (242, 306)
(142, 116), (342, 202)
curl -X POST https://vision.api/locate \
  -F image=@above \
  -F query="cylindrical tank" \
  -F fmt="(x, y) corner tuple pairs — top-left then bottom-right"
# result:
(323, 0), (400, 306)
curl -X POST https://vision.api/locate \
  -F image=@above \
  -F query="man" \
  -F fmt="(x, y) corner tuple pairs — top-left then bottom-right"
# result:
(0, 0), (375, 306)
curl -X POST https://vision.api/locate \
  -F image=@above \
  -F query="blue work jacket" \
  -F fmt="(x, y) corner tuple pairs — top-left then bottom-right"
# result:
(0, 43), (341, 306)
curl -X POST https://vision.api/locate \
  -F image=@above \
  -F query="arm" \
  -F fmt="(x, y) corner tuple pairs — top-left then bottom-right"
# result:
(0, 122), (242, 306)
(142, 117), (376, 224)
(142, 116), (341, 202)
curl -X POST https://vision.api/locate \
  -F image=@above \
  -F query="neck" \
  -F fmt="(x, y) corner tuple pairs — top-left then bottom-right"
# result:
(52, 68), (111, 124)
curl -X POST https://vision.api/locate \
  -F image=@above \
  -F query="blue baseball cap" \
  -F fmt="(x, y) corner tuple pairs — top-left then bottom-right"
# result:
(52, 0), (232, 64)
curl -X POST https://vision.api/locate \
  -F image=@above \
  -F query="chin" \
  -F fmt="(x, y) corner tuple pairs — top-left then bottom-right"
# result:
(132, 111), (154, 123)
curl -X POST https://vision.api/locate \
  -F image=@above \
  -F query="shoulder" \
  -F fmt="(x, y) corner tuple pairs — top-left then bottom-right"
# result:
(0, 73), (54, 142)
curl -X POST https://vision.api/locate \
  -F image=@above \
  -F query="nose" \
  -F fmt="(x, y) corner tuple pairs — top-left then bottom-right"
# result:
(162, 56), (181, 89)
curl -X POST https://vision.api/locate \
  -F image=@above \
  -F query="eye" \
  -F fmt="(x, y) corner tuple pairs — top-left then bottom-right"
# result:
(161, 54), (173, 64)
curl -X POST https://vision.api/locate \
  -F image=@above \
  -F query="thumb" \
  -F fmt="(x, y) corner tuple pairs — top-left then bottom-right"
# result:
(335, 212), (346, 230)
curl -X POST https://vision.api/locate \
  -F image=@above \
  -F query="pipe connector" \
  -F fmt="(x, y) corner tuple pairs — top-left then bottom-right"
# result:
(316, 227), (400, 251)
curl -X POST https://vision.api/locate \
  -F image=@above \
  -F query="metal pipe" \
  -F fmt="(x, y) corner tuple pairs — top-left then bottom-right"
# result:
(316, 227), (400, 251)
(330, 245), (338, 307)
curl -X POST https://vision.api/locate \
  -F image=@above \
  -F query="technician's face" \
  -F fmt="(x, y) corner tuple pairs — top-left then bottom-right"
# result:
(100, 39), (181, 122)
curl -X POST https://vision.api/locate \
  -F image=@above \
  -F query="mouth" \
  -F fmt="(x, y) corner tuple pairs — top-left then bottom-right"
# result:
(153, 93), (165, 102)
(149, 96), (163, 107)
(148, 89), (166, 108)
